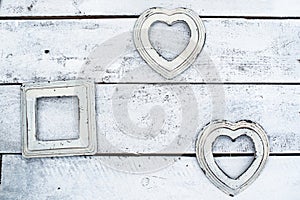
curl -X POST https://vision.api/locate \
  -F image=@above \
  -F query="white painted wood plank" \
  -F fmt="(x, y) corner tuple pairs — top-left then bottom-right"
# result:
(96, 84), (300, 154)
(0, 0), (300, 17)
(0, 85), (21, 152)
(0, 84), (299, 154)
(1, 155), (299, 199)
(0, 19), (299, 83)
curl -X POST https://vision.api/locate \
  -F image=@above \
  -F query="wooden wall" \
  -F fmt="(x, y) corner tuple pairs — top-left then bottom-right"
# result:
(0, 0), (299, 199)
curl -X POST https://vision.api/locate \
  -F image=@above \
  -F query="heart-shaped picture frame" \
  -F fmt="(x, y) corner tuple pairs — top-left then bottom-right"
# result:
(196, 120), (270, 196)
(133, 7), (206, 79)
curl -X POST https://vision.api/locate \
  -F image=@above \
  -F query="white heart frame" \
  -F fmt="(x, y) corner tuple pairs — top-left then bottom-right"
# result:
(196, 120), (270, 196)
(133, 7), (206, 79)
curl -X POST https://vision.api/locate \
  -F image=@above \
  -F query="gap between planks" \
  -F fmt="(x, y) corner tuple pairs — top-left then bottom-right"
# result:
(1, 15), (300, 20)
(0, 155), (2, 184)
(94, 82), (300, 85)
(0, 82), (299, 86)
(1, 153), (299, 157)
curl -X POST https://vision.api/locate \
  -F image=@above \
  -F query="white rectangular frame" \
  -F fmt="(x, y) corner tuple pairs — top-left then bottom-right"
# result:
(21, 80), (97, 158)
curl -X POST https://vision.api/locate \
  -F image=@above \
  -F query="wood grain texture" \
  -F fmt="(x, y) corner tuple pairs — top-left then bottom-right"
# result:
(1, 155), (299, 199)
(0, 1), (299, 199)
(0, 0), (300, 17)
(0, 19), (299, 83)
(0, 84), (299, 154)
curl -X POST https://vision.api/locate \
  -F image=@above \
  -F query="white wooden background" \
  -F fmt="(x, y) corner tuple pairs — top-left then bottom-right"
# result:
(0, 0), (300, 199)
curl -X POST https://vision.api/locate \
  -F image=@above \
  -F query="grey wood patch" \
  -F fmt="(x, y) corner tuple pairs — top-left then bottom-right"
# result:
(0, 19), (299, 83)
(0, 84), (299, 154)
(0, 0), (299, 17)
(0, 155), (299, 199)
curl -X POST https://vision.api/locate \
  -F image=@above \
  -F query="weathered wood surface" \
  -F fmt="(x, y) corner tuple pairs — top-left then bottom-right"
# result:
(1, 155), (299, 200)
(1, 84), (299, 154)
(0, 0), (300, 17)
(0, 2), (299, 199)
(0, 19), (299, 83)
